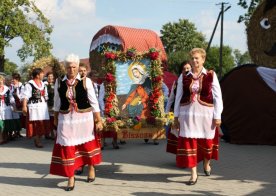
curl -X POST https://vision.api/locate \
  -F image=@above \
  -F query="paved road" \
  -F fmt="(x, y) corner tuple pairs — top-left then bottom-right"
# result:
(0, 135), (276, 196)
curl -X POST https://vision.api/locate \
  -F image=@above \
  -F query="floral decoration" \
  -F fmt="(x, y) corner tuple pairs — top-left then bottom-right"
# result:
(101, 47), (166, 131)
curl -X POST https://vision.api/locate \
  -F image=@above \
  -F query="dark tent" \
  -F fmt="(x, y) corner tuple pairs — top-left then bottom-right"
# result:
(220, 64), (276, 145)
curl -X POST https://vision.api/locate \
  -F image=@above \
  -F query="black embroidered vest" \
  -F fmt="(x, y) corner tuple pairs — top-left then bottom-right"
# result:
(27, 83), (45, 104)
(58, 77), (92, 113)
(12, 86), (23, 109)
(46, 83), (54, 108)
(2, 90), (11, 106)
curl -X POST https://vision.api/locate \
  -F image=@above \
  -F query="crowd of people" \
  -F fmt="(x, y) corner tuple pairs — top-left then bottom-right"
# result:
(0, 47), (223, 190)
(0, 70), (56, 146)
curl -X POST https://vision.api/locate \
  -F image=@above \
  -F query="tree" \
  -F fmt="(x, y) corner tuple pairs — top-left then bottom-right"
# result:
(233, 49), (252, 66)
(237, 0), (261, 26)
(205, 46), (235, 78)
(4, 58), (17, 75)
(167, 50), (190, 74)
(160, 19), (207, 54)
(0, 0), (53, 72)
(161, 19), (207, 73)
(18, 63), (31, 83)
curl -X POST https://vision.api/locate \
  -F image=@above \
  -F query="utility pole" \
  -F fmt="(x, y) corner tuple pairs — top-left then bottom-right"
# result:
(207, 2), (231, 79)
(218, 2), (230, 79)
(206, 12), (221, 53)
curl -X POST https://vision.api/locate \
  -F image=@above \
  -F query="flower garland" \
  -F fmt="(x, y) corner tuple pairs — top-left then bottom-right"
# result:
(102, 53), (120, 118)
(147, 48), (164, 119)
(102, 47), (164, 130)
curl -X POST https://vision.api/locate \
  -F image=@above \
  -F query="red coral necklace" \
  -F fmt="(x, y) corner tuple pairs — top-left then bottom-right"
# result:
(34, 80), (42, 88)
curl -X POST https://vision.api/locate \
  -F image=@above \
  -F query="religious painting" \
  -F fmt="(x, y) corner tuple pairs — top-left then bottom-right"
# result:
(116, 59), (151, 119)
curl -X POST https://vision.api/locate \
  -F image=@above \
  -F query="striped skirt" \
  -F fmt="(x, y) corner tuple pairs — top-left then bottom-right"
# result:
(176, 128), (219, 168)
(166, 127), (178, 154)
(50, 138), (102, 177)
(26, 119), (50, 138)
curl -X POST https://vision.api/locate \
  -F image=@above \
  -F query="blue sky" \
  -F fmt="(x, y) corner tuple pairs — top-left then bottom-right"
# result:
(5, 0), (247, 66)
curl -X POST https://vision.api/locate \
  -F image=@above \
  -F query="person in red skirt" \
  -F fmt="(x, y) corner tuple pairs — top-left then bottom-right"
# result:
(173, 48), (223, 185)
(50, 54), (103, 191)
(22, 68), (50, 148)
(165, 61), (191, 154)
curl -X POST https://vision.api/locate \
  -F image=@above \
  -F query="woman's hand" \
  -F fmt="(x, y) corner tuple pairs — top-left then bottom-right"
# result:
(54, 117), (58, 127)
(22, 106), (28, 116)
(172, 117), (180, 131)
(122, 104), (126, 110)
(95, 121), (103, 132)
(22, 99), (28, 116)
(54, 112), (59, 127)
(213, 119), (221, 128)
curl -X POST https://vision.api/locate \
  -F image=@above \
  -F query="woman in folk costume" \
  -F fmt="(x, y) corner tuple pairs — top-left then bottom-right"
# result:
(44, 72), (56, 140)
(165, 61), (191, 154)
(50, 54), (103, 191)
(166, 61), (192, 114)
(10, 73), (25, 138)
(174, 48), (223, 185)
(22, 68), (50, 148)
(0, 75), (15, 144)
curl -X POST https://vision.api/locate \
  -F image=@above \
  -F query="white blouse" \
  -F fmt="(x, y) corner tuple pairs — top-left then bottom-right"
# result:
(22, 80), (49, 121)
(10, 82), (25, 100)
(53, 74), (100, 113)
(22, 80), (48, 102)
(174, 68), (223, 119)
(0, 86), (14, 120)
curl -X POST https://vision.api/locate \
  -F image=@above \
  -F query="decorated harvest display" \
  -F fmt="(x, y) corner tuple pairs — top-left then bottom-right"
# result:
(89, 25), (170, 139)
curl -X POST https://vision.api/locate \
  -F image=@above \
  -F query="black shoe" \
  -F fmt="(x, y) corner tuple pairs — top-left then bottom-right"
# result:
(65, 178), (75, 191)
(153, 141), (159, 145)
(204, 168), (212, 176)
(187, 176), (198, 186)
(112, 142), (120, 149)
(144, 139), (149, 143)
(203, 160), (211, 176)
(86, 177), (95, 183)
(75, 168), (83, 175)
(120, 140), (126, 145)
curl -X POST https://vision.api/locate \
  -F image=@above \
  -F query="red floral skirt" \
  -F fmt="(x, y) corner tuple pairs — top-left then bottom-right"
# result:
(50, 138), (102, 177)
(176, 128), (219, 168)
(26, 115), (50, 138)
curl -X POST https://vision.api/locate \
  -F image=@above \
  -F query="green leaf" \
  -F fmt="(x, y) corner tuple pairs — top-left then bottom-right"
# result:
(0, 0), (53, 71)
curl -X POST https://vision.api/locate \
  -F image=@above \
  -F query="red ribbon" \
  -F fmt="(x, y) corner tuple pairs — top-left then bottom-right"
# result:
(191, 92), (196, 102)
(66, 79), (77, 113)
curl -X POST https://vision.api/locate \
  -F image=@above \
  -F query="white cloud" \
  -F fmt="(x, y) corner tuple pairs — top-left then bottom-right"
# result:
(31, 0), (100, 60)
(33, 0), (96, 22)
